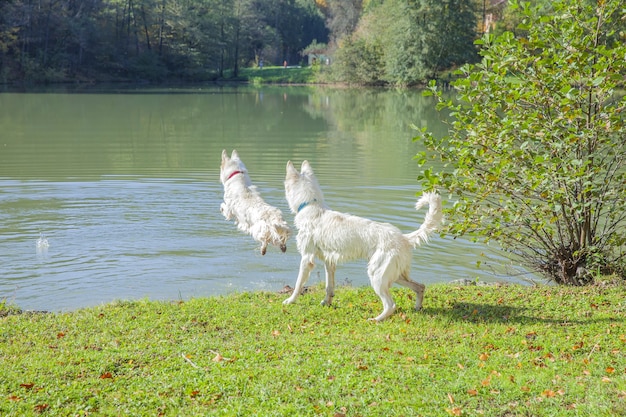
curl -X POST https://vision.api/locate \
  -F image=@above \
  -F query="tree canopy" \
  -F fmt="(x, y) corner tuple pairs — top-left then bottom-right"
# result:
(0, 0), (328, 83)
(331, 0), (480, 86)
(0, 0), (496, 84)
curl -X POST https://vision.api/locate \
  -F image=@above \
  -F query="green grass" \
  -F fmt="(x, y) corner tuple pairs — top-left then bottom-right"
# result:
(238, 66), (319, 85)
(2, 284), (625, 416)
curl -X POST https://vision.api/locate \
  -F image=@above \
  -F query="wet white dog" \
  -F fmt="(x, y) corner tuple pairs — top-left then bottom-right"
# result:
(220, 150), (290, 255)
(283, 160), (443, 322)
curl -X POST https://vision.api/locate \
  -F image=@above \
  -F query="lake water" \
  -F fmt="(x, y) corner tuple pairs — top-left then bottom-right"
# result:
(0, 85), (534, 311)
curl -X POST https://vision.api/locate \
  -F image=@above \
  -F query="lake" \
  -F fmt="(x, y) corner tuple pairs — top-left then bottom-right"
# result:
(0, 85), (533, 311)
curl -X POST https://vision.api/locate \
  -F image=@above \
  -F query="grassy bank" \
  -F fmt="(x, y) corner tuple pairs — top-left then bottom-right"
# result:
(237, 66), (321, 84)
(2, 284), (625, 416)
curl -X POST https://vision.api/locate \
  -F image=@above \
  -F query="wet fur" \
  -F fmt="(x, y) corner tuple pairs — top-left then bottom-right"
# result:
(220, 150), (290, 255)
(282, 160), (443, 322)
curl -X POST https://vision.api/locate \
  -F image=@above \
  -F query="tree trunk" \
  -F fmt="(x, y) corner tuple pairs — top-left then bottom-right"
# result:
(140, 3), (151, 51)
(158, 0), (165, 56)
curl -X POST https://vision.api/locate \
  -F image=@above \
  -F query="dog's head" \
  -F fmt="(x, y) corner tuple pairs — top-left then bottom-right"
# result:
(220, 149), (250, 185)
(285, 160), (325, 213)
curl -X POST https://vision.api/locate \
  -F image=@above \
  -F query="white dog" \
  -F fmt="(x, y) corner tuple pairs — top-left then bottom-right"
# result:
(220, 150), (291, 255)
(283, 160), (443, 322)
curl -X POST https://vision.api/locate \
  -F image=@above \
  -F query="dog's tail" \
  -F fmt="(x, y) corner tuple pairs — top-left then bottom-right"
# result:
(405, 192), (443, 248)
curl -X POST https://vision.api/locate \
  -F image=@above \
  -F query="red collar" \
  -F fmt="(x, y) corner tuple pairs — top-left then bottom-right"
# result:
(227, 170), (244, 181)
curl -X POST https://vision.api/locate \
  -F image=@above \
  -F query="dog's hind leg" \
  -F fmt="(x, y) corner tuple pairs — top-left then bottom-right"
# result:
(321, 263), (336, 306)
(368, 269), (397, 322)
(370, 282), (396, 322)
(396, 275), (426, 311)
(367, 254), (398, 321)
(283, 256), (315, 304)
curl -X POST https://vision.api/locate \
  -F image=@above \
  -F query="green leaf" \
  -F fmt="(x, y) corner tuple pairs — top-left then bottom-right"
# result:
(592, 76), (605, 86)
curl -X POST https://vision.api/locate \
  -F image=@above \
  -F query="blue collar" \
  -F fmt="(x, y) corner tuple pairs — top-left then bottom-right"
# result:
(297, 199), (317, 213)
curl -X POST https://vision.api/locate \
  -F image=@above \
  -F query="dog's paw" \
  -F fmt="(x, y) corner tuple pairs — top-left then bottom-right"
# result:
(283, 297), (296, 305)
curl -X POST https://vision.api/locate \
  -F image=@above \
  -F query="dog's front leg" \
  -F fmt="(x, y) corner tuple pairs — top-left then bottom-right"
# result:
(220, 202), (233, 220)
(321, 263), (336, 306)
(283, 257), (314, 304)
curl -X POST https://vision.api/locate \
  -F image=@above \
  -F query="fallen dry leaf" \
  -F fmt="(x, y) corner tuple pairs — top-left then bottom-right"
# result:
(34, 403), (49, 412)
(447, 406), (463, 416)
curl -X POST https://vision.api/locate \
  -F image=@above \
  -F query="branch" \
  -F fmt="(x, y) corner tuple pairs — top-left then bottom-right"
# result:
(181, 353), (200, 369)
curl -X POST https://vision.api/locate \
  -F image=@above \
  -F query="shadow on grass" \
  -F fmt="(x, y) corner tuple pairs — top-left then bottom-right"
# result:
(422, 302), (615, 326)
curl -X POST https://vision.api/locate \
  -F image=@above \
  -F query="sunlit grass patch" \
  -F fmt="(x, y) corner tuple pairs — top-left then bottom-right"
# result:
(239, 66), (317, 84)
(1, 284), (625, 416)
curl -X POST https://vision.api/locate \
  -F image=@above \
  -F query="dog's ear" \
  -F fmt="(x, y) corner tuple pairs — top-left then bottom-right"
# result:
(286, 160), (299, 178)
(231, 149), (240, 160)
(301, 160), (314, 175)
(221, 149), (229, 166)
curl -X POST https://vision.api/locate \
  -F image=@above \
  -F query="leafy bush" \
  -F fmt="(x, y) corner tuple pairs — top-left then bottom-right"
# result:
(415, 0), (626, 285)
(332, 36), (385, 85)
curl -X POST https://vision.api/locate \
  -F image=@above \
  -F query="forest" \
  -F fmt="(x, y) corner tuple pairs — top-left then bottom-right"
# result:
(0, 0), (576, 86)
(0, 0), (324, 83)
(0, 0), (508, 85)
